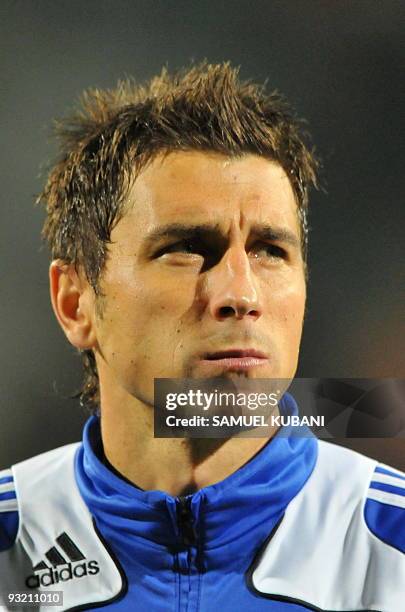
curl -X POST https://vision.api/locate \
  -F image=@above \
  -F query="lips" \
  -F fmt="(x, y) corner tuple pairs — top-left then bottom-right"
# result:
(205, 349), (268, 360)
(201, 348), (269, 371)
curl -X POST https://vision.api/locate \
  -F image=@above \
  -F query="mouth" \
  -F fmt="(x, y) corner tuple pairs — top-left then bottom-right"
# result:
(200, 348), (269, 371)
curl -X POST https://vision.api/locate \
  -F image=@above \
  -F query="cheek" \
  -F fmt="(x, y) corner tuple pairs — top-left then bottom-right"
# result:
(267, 285), (305, 379)
(98, 275), (191, 363)
(271, 281), (306, 339)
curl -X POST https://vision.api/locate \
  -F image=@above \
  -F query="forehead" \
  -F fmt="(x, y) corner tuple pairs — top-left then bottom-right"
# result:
(120, 151), (300, 240)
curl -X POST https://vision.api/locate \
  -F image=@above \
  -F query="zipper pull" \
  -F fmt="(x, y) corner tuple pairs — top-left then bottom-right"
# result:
(176, 496), (197, 548)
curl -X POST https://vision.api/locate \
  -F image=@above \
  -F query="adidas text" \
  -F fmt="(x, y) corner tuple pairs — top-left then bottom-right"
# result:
(25, 560), (100, 589)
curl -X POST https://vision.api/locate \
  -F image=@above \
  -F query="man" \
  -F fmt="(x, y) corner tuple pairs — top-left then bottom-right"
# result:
(0, 62), (404, 611)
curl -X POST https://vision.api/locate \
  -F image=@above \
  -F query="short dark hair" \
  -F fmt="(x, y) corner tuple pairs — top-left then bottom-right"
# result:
(38, 61), (319, 412)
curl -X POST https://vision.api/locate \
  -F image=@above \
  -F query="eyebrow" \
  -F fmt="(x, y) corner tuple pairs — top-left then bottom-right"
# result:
(142, 222), (300, 249)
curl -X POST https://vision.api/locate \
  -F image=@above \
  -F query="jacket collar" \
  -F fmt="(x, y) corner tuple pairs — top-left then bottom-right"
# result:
(75, 393), (318, 559)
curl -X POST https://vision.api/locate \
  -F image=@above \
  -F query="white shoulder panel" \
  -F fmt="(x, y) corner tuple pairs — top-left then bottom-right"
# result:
(251, 441), (405, 612)
(0, 443), (125, 611)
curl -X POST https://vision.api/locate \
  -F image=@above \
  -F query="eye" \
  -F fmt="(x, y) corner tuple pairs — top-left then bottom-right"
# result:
(250, 243), (286, 260)
(159, 240), (205, 256)
(168, 240), (197, 253)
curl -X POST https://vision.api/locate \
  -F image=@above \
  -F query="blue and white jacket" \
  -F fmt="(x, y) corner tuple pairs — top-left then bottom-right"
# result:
(0, 394), (404, 611)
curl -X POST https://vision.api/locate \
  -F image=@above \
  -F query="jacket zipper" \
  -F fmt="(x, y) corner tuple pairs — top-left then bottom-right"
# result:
(175, 496), (198, 611)
(175, 496), (205, 612)
(176, 495), (197, 549)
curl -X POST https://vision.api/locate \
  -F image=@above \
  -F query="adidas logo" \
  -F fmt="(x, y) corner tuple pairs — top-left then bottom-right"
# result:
(25, 531), (100, 589)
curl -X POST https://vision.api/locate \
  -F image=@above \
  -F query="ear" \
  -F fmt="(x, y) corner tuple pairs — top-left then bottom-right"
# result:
(49, 260), (97, 349)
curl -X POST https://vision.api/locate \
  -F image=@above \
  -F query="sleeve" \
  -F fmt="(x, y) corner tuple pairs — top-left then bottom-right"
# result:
(0, 467), (19, 551)
(364, 462), (405, 554)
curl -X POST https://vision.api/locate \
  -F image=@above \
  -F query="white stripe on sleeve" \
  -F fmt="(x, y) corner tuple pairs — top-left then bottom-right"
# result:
(0, 499), (18, 513)
(367, 489), (405, 509)
(0, 482), (15, 495)
(371, 473), (405, 490)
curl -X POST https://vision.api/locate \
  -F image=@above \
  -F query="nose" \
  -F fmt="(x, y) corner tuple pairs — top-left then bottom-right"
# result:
(207, 246), (262, 321)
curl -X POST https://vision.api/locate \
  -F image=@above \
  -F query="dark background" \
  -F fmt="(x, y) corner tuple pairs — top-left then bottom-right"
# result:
(1, 1), (404, 468)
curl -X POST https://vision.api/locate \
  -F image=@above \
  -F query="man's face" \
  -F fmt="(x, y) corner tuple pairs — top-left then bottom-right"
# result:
(92, 151), (306, 404)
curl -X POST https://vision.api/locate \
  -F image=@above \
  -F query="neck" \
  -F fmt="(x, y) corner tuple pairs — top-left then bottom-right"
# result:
(99, 385), (280, 497)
